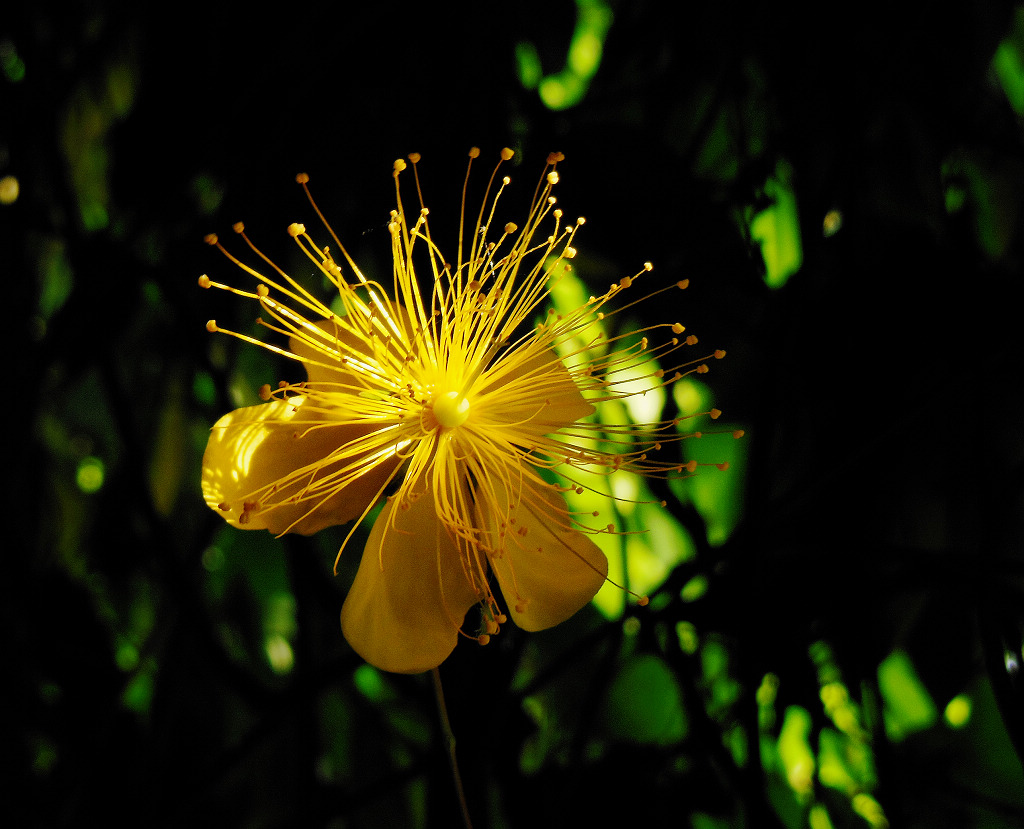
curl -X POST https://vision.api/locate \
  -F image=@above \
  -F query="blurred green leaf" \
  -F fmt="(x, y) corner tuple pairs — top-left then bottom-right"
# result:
(35, 236), (74, 320)
(993, 8), (1024, 115)
(877, 650), (936, 741)
(778, 705), (814, 800)
(749, 161), (803, 289)
(602, 653), (687, 745)
(521, 0), (613, 111)
(674, 427), (747, 546)
(148, 373), (187, 516)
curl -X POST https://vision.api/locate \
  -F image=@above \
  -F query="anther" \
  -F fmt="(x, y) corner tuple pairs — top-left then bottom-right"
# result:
(710, 408), (722, 419)
(671, 323), (684, 334)
(408, 152), (421, 163)
(468, 147), (481, 158)
(259, 384), (272, 400)
(733, 430), (745, 439)
(287, 223), (305, 237)
(232, 222), (245, 234)
(504, 222), (518, 234)
(715, 349), (726, 359)
(257, 284), (269, 297)
(547, 171), (559, 185)
(676, 278), (688, 289)
(547, 151), (565, 165)
(198, 275), (211, 288)
(477, 634), (491, 646)
(206, 320), (218, 332)
(620, 276), (633, 289)
(686, 335), (698, 346)
(296, 173), (309, 184)
(500, 147), (514, 160)
(204, 233), (218, 245)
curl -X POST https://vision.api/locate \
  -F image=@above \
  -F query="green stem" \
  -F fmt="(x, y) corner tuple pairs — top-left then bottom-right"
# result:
(431, 666), (474, 829)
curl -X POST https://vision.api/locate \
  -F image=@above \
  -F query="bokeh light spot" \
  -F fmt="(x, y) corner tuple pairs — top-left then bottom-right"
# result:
(76, 456), (105, 493)
(0, 175), (19, 204)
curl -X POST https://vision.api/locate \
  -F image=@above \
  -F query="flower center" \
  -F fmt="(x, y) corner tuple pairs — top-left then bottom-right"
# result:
(432, 391), (470, 429)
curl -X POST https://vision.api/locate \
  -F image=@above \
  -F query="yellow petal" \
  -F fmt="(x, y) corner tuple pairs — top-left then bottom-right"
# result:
(340, 484), (481, 673)
(483, 480), (607, 631)
(289, 319), (367, 387)
(201, 398), (399, 535)
(477, 347), (594, 436)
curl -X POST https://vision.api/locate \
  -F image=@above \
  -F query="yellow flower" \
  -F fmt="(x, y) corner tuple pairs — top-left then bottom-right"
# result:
(199, 148), (732, 673)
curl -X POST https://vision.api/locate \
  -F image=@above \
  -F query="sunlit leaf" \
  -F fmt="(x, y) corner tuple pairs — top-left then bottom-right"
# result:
(749, 161), (802, 289)
(877, 650), (936, 741)
(674, 427), (747, 545)
(943, 693), (972, 728)
(777, 705), (814, 799)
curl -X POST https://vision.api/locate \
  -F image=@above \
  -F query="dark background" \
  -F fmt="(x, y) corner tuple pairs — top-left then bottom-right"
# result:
(5, 1), (1024, 827)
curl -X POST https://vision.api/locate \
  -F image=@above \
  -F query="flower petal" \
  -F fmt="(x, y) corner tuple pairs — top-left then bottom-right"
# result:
(201, 398), (399, 535)
(340, 484), (481, 673)
(483, 480), (608, 632)
(477, 347), (594, 436)
(289, 319), (368, 387)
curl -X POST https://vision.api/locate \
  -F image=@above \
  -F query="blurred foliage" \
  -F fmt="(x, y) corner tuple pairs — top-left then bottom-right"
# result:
(6, 1), (1024, 828)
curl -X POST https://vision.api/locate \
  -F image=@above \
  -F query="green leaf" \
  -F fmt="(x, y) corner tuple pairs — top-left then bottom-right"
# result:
(602, 654), (688, 745)
(877, 650), (936, 740)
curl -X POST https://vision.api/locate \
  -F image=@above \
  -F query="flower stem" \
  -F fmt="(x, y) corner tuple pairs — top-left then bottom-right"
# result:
(431, 666), (474, 829)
